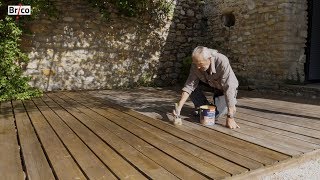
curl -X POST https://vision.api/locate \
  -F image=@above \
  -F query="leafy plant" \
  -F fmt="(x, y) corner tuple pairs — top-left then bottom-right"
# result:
(0, 0), (58, 102)
(87, 0), (174, 21)
(87, 0), (111, 20)
(0, 1), (47, 101)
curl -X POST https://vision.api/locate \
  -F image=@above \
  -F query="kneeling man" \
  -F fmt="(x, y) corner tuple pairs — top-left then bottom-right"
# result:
(174, 46), (240, 129)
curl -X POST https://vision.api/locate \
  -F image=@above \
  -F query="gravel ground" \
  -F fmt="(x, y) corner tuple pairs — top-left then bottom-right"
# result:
(262, 158), (320, 180)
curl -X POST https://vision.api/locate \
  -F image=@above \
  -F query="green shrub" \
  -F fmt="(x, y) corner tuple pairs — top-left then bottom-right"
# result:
(0, 16), (42, 102)
(0, 0), (59, 102)
(87, 0), (174, 20)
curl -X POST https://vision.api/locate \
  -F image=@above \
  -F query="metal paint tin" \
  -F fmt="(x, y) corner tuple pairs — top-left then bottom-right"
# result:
(200, 105), (216, 125)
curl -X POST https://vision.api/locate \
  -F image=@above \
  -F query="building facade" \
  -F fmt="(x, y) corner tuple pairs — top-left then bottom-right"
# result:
(201, 0), (318, 89)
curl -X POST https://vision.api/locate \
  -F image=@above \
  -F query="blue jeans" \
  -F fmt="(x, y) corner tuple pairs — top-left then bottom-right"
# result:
(189, 82), (224, 108)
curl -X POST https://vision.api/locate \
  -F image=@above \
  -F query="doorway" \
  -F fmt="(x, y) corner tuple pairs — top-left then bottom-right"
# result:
(306, 0), (320, 82)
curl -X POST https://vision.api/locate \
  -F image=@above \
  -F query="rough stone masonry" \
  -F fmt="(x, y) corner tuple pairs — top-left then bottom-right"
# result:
(22, 0), (309, 91)
(21, 0), (204, 91)
(202, 0), (308, 89)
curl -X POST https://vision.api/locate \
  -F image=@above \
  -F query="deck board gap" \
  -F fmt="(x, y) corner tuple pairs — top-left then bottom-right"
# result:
(9, 101), (27, 180)
(45, 94), (152, 179)
(60, 92), (230, 179)
(72, 92), (264, 171)
(58, 95), (213, 178)
(40, 96), (121, 179)
(30, 99), (90, 180)
(20, 100), (59, 180)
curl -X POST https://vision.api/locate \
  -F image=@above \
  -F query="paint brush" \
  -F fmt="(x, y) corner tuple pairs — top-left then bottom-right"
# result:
(173, 103), (182, 125)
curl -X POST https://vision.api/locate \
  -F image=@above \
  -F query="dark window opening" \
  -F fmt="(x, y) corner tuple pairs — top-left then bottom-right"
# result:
(306, 0), (320, 82)
(221, 12), (235, 27)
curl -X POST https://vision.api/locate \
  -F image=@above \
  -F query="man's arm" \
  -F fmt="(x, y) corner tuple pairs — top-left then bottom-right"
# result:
(223, 84), (240, 128)
(175, 64), (199, 116)
(223, 83), (240, 129)
(219, 58), (239, 129)
(174, 91), (190, 116)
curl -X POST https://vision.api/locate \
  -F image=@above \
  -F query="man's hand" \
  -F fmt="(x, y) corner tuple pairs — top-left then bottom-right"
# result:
(172, 92), (189, 125)
(226, 117), (240, 129)
(172, 103), (182, 125)
(173, 103), (181, 117)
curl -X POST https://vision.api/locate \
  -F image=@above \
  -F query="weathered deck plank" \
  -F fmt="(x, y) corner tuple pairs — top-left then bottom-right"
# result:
(62, 93), (231, 179)
(103, 106), (248, 176)
(239, 98), (320, 120)
(46, 93), (179, 180)
(71, 92), (265, 171)
(241, 97), (320, 113)
(220, 121), (317, 152)
(23, 100), (87, 180)
(12, 100), (55, 180)
(237, 107), (320, 131)
(237, 113), (320, 146)
(235, 118), (320, 145)
(143, 103), (304, 158)
(42, 94), (147, 180)
(137, 101), (317, 156)
(0, 102), (24, 180)
(59, 92), (211, 179)
(2, 88), (320, 180)
(95, 90), (319, 156)
(235, 110), (320, 139)
(93, 90), (302, 157)
(32, 98), (117, 180)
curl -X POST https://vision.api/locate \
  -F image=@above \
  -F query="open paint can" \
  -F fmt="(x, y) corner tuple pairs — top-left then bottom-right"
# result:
(200, 105), (216, 125)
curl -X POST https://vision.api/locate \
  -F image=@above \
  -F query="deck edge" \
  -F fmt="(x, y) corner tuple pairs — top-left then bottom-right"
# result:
(224, 149), (320, 180)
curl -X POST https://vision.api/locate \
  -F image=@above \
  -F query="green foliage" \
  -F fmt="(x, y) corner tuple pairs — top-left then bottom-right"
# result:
(22, 0), (58, 18)
(114, 0), (140, 17)
(87, 0), (174, 20)
(87, 0), (111, 20)
(136, 73), (155, 87)
(0, 2), (43, 102)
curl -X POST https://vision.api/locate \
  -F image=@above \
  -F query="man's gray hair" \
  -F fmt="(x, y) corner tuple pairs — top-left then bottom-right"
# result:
(192, 46), (217, 61)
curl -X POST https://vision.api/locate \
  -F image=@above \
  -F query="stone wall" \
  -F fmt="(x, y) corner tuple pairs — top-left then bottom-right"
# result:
(22, 0), (203, 91)
(202, 0), (308, 89)
(22, 0), (308, 91)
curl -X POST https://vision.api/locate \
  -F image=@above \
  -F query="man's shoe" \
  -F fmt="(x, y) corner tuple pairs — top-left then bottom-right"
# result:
(215, 109), (220, 118)
(193, 108), (200, 117)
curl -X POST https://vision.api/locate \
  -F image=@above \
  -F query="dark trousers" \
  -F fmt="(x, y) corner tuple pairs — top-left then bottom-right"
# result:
(189, 81), (224, 108)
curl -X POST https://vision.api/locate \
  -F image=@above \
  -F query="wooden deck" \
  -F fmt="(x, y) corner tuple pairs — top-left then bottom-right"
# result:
(1, 88), (320, 180)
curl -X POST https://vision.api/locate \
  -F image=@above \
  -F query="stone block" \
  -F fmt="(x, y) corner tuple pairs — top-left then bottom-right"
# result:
(52, 35), (64, 42)
(42, 69), (55, 76)
(27, 61), (38, 69)
(63, 17), (74, 22)
(177, 53), (186, 58)
(187, 10), (195, 17)
(177, 24), (186, 29)
(29, 24), (47, 33)
(176, 36), (187, 42)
